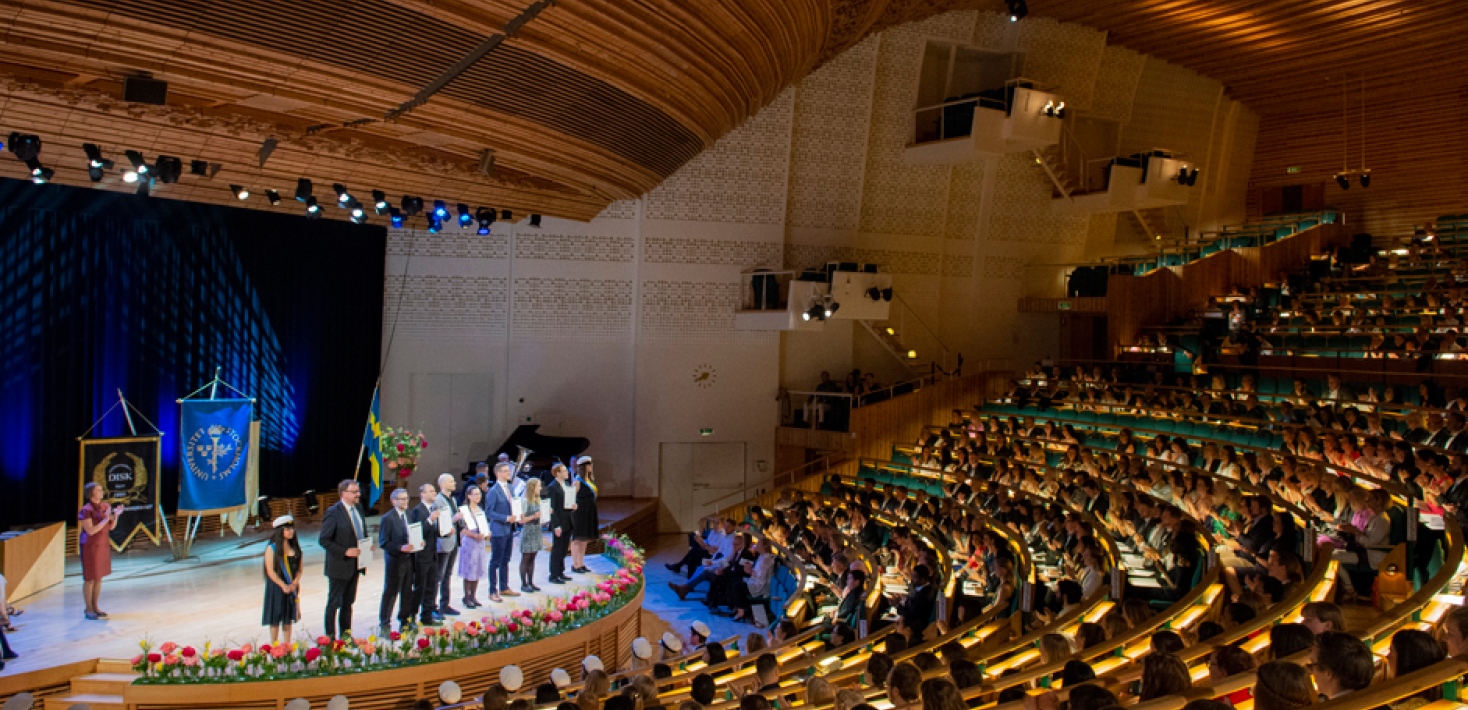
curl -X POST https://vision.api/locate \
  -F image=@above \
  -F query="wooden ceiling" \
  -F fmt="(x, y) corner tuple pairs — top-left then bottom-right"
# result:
(0, 0), (1461, 225)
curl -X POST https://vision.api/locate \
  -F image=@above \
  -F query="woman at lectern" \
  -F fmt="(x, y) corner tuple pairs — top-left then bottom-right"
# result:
(570, 456), (600, 574)
(262, 515), (303, 644)
(78, 482), (123, 621)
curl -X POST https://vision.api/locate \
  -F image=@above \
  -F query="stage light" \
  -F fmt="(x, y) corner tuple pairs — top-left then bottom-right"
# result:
(265, 190), (282, 205)
(82, 143), (113, 182)
(907, 349), (918, 359)
(804, 305), (824, 322)
(123, 170), (138, 183)
(135, 175), (151, 196)
(476, 207), (495, 235)
(124, 150), (151, 179)
(1042, 100), (1054, 117)
(1360, 172), (1371, 188)
(372, 190), (389, 214)
(885, 327), (896, 336)
(30, 166), (54, 184)
(154, 156), (182, 183)
(349, 200), (368, 224)
(1335, 173), (1350, 190)
(428, 215), (443, 233)
(1007, 0), (1027, 21)
(433, 200), (449, 219)
(333, 183), (352, 205)
(529, 213), (542, 228)
(1177, 168), (1189, 183)
(824, 301), (840, 318)
(230, 184), (250, 200)
(500, 209), (513, 221)
(304, 196), (321, 217)
(1055, 101), (1066, 119)
(296, 178), (313, 202)
(7, 133), (40, 162)
(881, 288), (893, 301)
(457, 203), (472, 227)
(390, 208), (404, 228)
(401, 195), (423, 216)
(190, 159), (209, 177)
(867, 287), (882, 301)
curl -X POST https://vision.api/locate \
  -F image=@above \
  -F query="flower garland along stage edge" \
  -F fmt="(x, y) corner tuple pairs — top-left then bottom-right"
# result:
(130, 534), (644, 684)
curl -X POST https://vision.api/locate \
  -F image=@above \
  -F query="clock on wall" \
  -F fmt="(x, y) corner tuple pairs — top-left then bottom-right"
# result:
(693, 364), (718, 388)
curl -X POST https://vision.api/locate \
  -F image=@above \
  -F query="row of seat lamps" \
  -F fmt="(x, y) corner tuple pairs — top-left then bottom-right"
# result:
(3, 133), (543, 231)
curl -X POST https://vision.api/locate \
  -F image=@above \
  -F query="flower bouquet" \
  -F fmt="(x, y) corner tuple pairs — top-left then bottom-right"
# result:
(378, 426), (427, 479)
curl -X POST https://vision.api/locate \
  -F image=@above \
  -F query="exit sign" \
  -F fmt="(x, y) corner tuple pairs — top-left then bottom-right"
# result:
(1057, 301), (1073, 311)
(1286, 166), (1302, 174)
(699, 428), (714, 437)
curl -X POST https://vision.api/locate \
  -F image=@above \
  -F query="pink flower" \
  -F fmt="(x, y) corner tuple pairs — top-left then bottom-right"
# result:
(239, 644), (253, 654)
(486, 625), (498, 634)
(159, 642), (178, 655)
(180, 646), (197, 658)
(270, 645), (289, 659)
(163, 654), (180, 666)
(131, 654), (144, 665)
(182, 655), (200, 667)
(316, 635), (331, 646)
(465, 625), (480, 637)
(305, 647), (322, 663)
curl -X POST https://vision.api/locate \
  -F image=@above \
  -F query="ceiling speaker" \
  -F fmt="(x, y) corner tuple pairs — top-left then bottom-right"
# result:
(123, 76), (169, 105)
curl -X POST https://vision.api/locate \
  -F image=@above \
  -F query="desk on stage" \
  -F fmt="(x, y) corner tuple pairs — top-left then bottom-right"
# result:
(0, 521), (65, 602)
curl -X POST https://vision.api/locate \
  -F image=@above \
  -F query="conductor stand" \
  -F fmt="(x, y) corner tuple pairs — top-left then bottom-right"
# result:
(171, 367), (259, 562)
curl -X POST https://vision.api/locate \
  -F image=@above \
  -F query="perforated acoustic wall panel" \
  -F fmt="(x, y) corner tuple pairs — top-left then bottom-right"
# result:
(511, 278), (634, 339)
(382, 275), (509, 340)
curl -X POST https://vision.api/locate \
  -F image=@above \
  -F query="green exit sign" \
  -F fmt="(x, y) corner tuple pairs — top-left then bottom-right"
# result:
(1057, 301), (1073, 311)
(1286, 166), (1302, 174)
(700, 428), (714, 437)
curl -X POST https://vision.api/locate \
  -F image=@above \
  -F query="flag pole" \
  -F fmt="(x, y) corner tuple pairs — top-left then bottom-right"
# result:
(354, 379), (380, 479)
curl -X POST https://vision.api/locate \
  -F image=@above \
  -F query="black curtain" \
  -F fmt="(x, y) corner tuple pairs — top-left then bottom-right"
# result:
(0, 179), (384, 526)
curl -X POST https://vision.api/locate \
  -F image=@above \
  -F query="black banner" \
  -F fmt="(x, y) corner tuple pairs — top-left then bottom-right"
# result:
(79, 436), (161, 550)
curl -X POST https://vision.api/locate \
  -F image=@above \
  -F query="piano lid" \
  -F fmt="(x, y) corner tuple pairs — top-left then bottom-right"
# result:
(469, 424), (590, 475)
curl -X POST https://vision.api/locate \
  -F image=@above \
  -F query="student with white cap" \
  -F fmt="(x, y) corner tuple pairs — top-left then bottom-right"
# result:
(630, 637), (654, 669)
(569, 456), (600, 573)
(499, 665), (524, 693)
(659, 631), (684, 660)
(549, 668), (572, 689)
(688, 621), (711, 651)
(262, 515), (302, 645)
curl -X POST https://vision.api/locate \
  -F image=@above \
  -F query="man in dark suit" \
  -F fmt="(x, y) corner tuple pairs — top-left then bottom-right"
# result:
(546, 463), (576, 584)
(891, 564), (938, 642)
(407, 483), (443, 626)
(377, 488), (415, 634)
(833, 568), (866, 628)
(318, 479), (369, 639)
(485, 462), (521, 601)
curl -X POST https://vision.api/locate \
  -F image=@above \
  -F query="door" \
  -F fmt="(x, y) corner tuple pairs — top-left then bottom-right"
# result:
(658, 442), (748, 532)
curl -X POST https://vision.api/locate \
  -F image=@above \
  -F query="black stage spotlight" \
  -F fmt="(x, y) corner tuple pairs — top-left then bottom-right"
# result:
(333, 183), (352, 206)
(348, 199), (368, 224)
(1007, 0), (1027, 22)
(134, 174), (151, 196)
(427, 215), (443, 233)
(265, 189), (282, 205)
(824, 301), (840, 318)
(1335, 173), (1350, 190)
(304, 196), (321, 218)
(1054, 101), (1065, 119)
(154, 156), (182, 184)
(29, 166), (54, 184)
(230, 184), (250, 200)
(881, 288), (893, 301)
(500, 209), (513, 221)
(190, 159), (209, 177)
(7, 132), (40, 162)
(457, 203), (472, 228)
(82, 143), (113, 182)
(124, 149), (151, 182)
(529, 213), (542, 228)
(802, 305), (824, 322)
(296, 178), (313, 202)
(476, 207), (495, 235)
(1360, 172), (1371, 188)
(401, 195), (423, 216)
(867, 287), (882, 301)
(372, 190), (390, 215)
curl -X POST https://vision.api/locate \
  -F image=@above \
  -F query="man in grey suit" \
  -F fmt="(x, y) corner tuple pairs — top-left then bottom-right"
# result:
(433, 472), (464, 617)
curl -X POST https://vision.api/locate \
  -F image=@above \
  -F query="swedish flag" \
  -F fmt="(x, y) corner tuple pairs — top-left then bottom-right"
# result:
(362, 385), (384, 506)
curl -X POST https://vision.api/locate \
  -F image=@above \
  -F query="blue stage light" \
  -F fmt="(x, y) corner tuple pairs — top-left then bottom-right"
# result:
(433, 200), (448, 219)
(457, 203), (472, 227)
(390, 208), (404, 229)
(428, 216), (442, 233)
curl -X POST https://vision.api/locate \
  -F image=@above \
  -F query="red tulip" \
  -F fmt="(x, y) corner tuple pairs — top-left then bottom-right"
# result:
(316, 635), (331, 646)
(227, 650), (244, 662)
(507, 622), (519, 633)
(397, 443), (406, 452)
(147, 653), (162, 663)
(420, 440), (427, 448)
(305, 647), (322, 663)
(416, 637), (430, 650)
(180, 646), (197, 658)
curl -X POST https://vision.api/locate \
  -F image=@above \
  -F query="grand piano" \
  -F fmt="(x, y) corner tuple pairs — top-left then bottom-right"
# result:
(467, 425), (590, 485)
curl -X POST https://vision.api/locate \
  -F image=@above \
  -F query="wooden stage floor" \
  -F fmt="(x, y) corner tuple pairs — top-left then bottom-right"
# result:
(3, 500), (658, 675)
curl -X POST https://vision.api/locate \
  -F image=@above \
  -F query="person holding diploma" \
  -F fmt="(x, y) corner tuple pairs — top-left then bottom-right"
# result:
(378, 488), (416, 634)
(458, 484), (490, 607)
(519, 478), (545, 593)
(485, 462), (521, 602)
(319, 479), (370, 639)
(546, 463), (576, 584)
(262, 515), (302, 644)
(408, 483), (443, 626)
(570, 456), (600, 574)
(78, 481), (123, 621)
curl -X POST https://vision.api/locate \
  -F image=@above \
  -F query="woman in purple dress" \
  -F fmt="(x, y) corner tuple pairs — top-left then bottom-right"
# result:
(78, 482), (122, 621)
(457, 484), (490, 608)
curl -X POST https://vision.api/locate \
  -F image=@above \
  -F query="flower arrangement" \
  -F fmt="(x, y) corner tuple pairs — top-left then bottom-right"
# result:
(130, 535), (644, 684)
(378, 426), (427, 479)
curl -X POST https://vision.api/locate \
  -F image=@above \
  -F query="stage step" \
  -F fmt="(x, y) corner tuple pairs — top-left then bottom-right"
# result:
(70, 672), (140, 695)
(44, 693), (126, 710)
(95, 659), (136, 674)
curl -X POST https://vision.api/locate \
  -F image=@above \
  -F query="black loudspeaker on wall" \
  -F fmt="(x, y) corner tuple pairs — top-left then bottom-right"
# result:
(123, 76), (169, 105)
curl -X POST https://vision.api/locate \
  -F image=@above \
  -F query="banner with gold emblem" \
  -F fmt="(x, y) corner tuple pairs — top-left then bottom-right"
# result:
(178, 398), (253, 515)
(78, 436), (161, 550)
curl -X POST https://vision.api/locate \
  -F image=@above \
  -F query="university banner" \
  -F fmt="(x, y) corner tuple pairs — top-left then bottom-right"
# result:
(178, 398), (253, 514)
(78, 436), (161, 550)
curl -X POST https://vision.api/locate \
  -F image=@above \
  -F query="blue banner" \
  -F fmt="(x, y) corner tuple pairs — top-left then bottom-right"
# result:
(178, 399), (252, 513)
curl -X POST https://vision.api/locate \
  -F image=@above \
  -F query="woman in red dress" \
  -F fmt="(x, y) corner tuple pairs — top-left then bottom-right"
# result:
(78, 482), (122, 621)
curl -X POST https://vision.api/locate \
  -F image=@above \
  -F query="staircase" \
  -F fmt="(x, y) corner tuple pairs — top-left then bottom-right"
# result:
(44, 660), (137, 710)
(857, 295), (958, 377)
(1033, 146), (1079, 201)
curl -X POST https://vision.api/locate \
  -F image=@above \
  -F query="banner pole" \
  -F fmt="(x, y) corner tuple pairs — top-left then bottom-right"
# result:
(118, 389), (138, 437)
(209, 366), (221, 400)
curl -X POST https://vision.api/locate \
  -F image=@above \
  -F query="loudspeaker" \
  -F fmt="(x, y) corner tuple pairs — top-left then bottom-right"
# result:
(123, 76), (169, 105)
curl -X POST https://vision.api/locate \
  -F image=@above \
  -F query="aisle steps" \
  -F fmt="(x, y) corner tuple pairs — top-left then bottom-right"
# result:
(44, 661), (137, 710)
